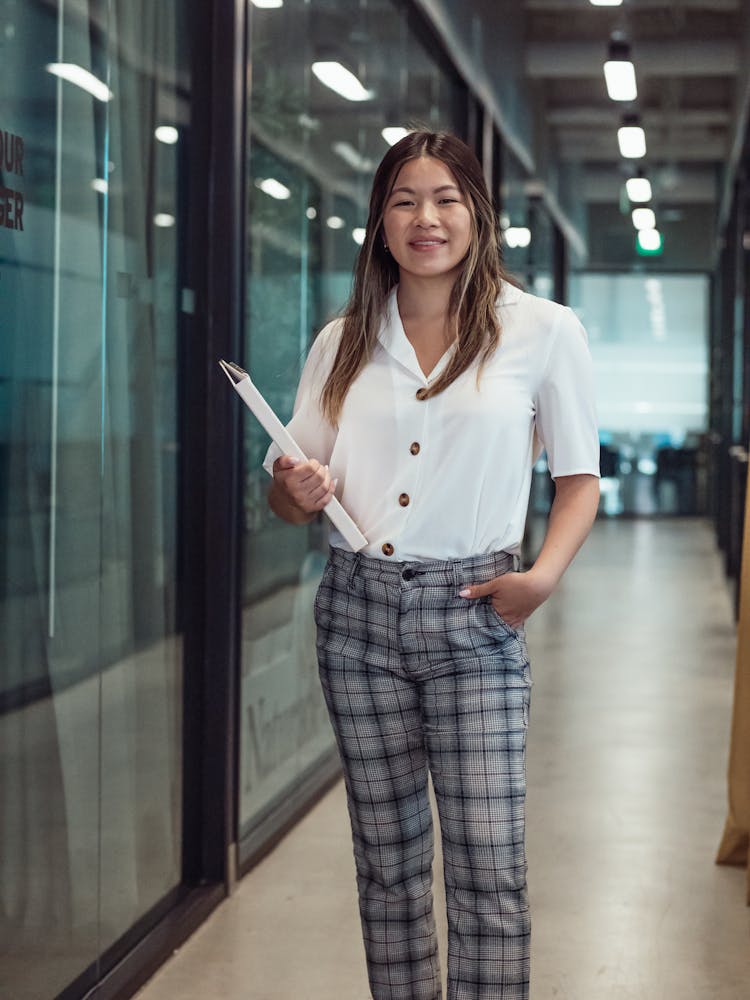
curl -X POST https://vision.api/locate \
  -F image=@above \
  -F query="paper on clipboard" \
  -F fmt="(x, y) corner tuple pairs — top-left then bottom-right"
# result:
(219, 359), (368, 552)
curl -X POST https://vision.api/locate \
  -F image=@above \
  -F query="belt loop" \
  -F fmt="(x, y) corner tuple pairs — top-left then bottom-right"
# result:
(452, 558), (463, 590)
(347, 550), (361, 588)
(513, 553), (521, 573)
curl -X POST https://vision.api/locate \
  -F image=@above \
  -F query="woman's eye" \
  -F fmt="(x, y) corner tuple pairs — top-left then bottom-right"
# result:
(439, 198), (458, 204)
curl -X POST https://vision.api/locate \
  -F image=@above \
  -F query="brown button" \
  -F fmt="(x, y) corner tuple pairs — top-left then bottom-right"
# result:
(415, 387), (428, 400)
(382, 542), (394, 556)
(410, 442), (420, 455)
(399, 493), (410, 507)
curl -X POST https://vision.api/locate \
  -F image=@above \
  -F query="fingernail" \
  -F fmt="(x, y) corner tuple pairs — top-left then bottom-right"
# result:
(288, 457), (300, 466)
(458, 588), (471, 597)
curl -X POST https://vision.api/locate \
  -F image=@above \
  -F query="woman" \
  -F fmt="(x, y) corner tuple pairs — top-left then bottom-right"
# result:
(264, 131), (600, 1000)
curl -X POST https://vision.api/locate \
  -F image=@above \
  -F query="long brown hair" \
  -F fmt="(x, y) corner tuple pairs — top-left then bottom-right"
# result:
(320, 130), (515, 425)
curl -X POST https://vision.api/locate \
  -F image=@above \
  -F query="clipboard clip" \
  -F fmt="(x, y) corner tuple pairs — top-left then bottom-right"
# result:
(219, 359), (248, 384)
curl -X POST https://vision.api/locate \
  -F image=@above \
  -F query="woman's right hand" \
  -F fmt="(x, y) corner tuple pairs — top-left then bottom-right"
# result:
(272, 455), (337, 514)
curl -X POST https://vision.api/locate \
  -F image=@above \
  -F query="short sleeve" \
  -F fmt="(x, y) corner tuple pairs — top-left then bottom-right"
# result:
(261, 320), (342, 476)
(534, 307), (600, 479)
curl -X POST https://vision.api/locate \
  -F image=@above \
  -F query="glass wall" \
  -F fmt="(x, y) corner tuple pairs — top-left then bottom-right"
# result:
(569, 272), (710, 516)
(499, 146), (531, 284)
(0, 1), (190, 997)
(525, 198), (555, 300)
(240, 0), (466, 846)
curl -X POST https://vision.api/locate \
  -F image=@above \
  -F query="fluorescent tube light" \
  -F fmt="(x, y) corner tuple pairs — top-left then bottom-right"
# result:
(632, 207), (656, 230)
(590, 0), (623, 5)
(382, 127), (410, 146)
(255, 178), (291, 200)
(332, 141), (375, 172)
(155, 125), (179, 145)
(46, 63), (112, 102)
(352, 228), (366, 245)
(251, 0), (283, 7)
(626, 176), (652, 202)
(154, 213), (176, 228)
(637, 228), (662, 252)
(618, 125), (646, 158)
(504, 227), (531, 249)
(312, 61), (374, 102)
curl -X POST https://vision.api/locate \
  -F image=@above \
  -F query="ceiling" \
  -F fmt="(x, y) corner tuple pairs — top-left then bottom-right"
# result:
(523, 0), (744, 268)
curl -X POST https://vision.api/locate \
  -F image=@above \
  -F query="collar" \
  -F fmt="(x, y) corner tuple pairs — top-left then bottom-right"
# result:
(376, 280), (523, 380)
(376, 287), (454, 383)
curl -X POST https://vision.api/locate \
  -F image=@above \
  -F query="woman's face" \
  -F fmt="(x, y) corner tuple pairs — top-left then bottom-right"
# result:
(382, 156), (474, 283)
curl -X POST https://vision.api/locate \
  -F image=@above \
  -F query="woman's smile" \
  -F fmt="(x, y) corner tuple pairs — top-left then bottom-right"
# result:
(408, 237), (447, 251)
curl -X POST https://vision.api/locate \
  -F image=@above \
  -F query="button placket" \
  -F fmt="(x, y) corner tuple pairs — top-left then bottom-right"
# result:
(396, 379), (429, 529)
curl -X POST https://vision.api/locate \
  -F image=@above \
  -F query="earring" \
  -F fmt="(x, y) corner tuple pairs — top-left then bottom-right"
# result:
(383, 242), (390, 253)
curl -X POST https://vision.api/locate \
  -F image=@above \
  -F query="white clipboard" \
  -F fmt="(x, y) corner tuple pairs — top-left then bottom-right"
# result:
(219, 359), (368, 551)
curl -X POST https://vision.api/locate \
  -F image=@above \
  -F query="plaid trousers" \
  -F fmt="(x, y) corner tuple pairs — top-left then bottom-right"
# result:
(314, 546), (532, 1000)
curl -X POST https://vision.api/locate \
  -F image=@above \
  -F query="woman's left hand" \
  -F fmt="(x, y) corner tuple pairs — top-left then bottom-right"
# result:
(458, 568), (555, 630)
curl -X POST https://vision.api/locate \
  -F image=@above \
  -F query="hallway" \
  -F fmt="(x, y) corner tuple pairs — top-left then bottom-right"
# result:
(135, 518), (750, 1000)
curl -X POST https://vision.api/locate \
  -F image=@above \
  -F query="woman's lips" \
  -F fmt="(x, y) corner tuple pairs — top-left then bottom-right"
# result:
(408, 239), (447, 252)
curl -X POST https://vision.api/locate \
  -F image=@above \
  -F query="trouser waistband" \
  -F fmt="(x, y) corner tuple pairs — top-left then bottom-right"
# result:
(328, 545), (517, 589)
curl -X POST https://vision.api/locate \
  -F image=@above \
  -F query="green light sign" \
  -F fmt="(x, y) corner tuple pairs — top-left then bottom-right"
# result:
(636, 230), (663, 256)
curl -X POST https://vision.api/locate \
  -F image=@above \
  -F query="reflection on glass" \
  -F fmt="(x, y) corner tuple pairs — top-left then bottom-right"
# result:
(240, 0), (466, 844)
(0, 2), (188, 997)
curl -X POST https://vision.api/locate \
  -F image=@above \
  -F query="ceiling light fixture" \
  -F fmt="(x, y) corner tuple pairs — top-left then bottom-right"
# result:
(352, 228), (367, 245)
(326, 215), (345, 230)
(632, 207), (656, 230)
(382, 127), (410, 146)
(618, 116), (647, 158)
(626, 174), (652, 203)
(46, 63), (112, 102)
(155, 125), (179, 145)
(604, 39), (637, 102)
(589, 0), (623, 6)
(255, 177), (291, 200)
(504, 227), (531, 249)
(312, 61), (374, 102)
(332, 141), (375, 173)
(251, 0), (283, 7)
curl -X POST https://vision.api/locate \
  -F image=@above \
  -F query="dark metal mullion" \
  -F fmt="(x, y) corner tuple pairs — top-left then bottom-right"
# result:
(180, 0), (245, 890)
(199, 0), (245, 886)
(553, 223), (568, 305)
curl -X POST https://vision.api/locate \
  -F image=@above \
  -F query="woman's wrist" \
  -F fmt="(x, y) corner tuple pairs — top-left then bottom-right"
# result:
(524, 563), (558, 600)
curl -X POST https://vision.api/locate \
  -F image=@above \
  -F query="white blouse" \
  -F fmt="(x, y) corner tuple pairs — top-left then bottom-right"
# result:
(264, 281), (600, 562)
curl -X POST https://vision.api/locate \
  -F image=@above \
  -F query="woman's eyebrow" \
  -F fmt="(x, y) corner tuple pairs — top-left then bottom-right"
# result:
(390, 184), (461, 195)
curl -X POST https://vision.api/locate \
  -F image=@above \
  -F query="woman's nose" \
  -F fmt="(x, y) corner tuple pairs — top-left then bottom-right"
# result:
(415, 201), (439, 226)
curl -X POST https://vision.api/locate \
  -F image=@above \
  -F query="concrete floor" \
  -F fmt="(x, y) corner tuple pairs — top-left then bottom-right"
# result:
(135, 518), (750, 1000)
